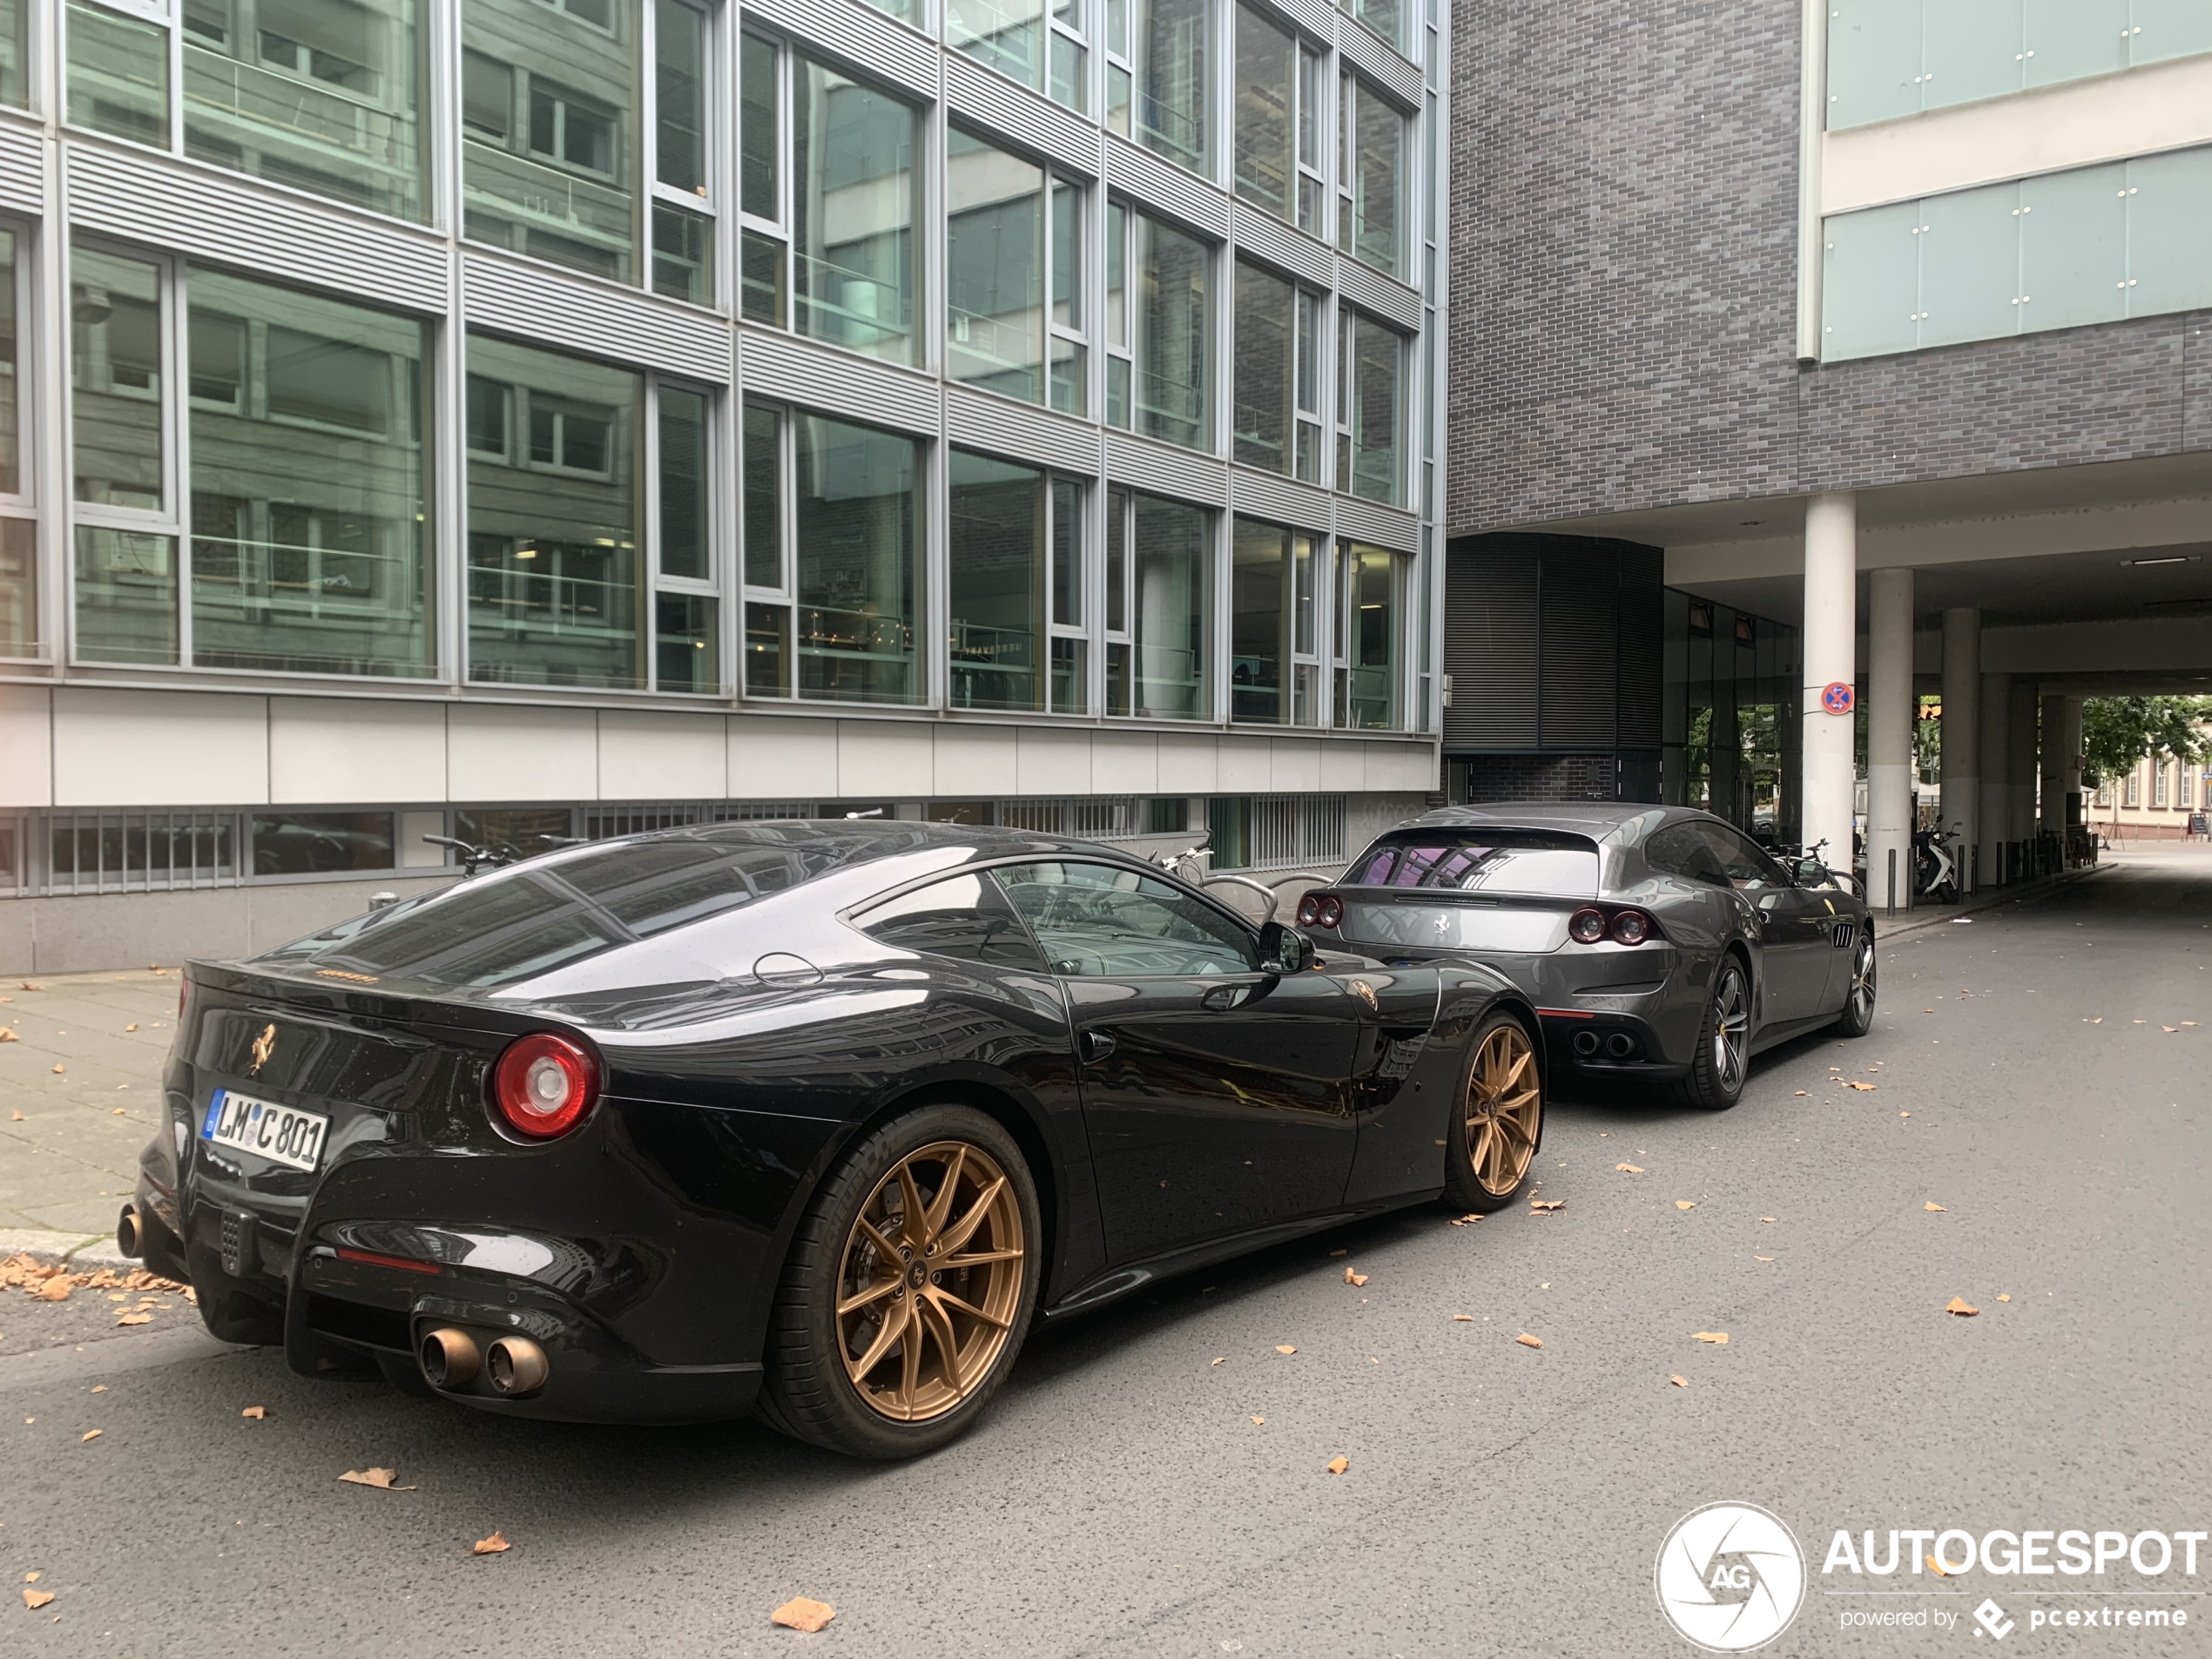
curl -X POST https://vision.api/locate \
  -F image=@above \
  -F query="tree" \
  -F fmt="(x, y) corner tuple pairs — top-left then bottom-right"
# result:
(2079, 696), (2212, 788)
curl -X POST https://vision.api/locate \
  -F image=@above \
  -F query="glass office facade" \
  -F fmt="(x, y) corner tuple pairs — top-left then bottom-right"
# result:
(1661, 590), (1802, 845)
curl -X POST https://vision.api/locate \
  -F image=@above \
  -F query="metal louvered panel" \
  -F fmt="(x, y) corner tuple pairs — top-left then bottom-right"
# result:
(946, 386), (1103, 474)
(0, 124), (41, 214)
(744, 0), (938, 98)
(1334, 16), (1423, 107)
(1264, 0), (1336, 41)
(1104, 137), (1230, 237)
(1335, 259), (1424, 331)
(464, 251), (732, 381)
(68, 146), (450, 313)
(1539, 543), (1618, 751)
(740, 327), (941, 432)
(1229, 467), (1331, 533)
(1332, 496), (1420, 553)
(1442, 539), (1539, 752)
(1615, 544), (1664, 748)
(945, 56), (1103, 179)
(1106, 431), (1228, 506)
(1231, 202), (1332, 288)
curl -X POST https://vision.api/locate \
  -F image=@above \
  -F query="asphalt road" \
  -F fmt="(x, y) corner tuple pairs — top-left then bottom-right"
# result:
(3, 851), (2207, 1658)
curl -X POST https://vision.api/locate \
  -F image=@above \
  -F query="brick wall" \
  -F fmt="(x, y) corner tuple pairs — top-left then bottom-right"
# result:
(1449, 753), (1618, 803)
(1447, 0), (2212, 535)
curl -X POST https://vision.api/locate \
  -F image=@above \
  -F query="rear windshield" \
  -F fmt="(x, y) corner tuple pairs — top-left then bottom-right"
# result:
(282, 826), (894, 988)
(1345, 829), (1600, 899)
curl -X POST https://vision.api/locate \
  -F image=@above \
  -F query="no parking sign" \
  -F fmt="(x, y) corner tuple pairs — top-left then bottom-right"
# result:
(1821, 681), (1855, 714)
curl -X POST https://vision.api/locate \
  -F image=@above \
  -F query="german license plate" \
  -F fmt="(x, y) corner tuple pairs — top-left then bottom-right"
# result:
(201, 1089), (330, 1173)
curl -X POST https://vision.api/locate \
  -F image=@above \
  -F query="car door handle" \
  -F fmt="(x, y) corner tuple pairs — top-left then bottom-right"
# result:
(1080, 1030), (1116, 1063)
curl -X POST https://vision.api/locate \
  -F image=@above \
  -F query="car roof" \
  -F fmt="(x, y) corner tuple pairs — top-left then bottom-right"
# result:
(1390, 802), (1707, 839)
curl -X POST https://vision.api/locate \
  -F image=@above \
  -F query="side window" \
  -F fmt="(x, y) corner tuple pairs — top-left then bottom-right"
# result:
(1647, 825), (1729, 887)
(997, 861), (1259, 977)
(853, 872), (1047, 970)
(1696, 823), (1788, 890)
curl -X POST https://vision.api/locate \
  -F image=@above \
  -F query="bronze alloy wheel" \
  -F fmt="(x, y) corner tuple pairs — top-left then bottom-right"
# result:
(835, 1140), (1026, 1423)
(1466, 1021), (1541, 1198)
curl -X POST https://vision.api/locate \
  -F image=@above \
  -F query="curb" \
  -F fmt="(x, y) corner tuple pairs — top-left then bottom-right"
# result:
(1875, 863), (2103, 941)
(0, 1226), (135, 1271)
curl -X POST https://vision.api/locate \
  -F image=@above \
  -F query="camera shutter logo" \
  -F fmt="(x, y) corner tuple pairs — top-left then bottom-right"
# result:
(1654, 1502), (1806, 1652)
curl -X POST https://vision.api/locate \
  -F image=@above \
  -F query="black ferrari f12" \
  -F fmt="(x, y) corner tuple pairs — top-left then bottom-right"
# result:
(125, 822), (1543, 1456)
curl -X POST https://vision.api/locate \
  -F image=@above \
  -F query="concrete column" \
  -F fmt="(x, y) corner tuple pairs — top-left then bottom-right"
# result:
(1865, 566), (1914, 911)
(2061, 697), (2085, 827)
(1939, 609), (1980, 887)
(1979, 671), (2011, 886)
(2040, 694), (2067, 836)
(2006, 684), (2037, 853)
(1800, 492), (1858, 867)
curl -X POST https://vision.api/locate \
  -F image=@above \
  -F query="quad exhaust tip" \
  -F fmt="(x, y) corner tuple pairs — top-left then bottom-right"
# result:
(1605, 1032), (1636, 1059)
(486, 1335), (549, 1397)
(116, 1205), (145, 1259)
(420, 1326), (482, 1389)
(1571, 1030), (1600, 1057)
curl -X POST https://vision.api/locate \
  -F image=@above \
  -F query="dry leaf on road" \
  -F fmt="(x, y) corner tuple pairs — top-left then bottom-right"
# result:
(1669, 1375), (1689, 1387)
(1529, 1198), (1564, 1212)
(772, 1598), (837, 1634)
(1274, 1345), (1297, 1355)
(1997, 1294), (2012, 1303)
(1691, 1332), (1729, 1345)
(24, 1588), (54, 1610)
(49, 1064), (64, 1074)
(23, 1572), (37, 1583)
(1615, 1163), (1644, 1173)
(1210, 1357), (1225, 1366)
(1343, 1266), (1367, 1286)
(1514, 1332), (1542, 1349)
(1325, 1456), (1349, 1475)
(1448, 1213), (1483, 1225)
(125, 1022), (138, 1032)
(1945, 1298), (1979, 1317)
(1453, 1313), (1473, 1322)
(0, 1028), (16, 1043)
(472, 1532), (511, 1555)
(241, 1406), (266, 1420)
(1754, 1255), (1775, 1262)
(1926, 1556), (1948, 1577)
(1250, 1416), (1265, 1426)
(34, 1278), (70, 1303)
(116, 1312), (152, 1326)
(1925, 1202), (1946, 1212)
(338, 1467), (415, 1490)
(80, 1430), (101, 1442)
(1846, 1081), (1876, 1090)
(1675, 1200), (1696, 1211)
(1793, 1091), (1807, 1096)
(1759, 1217), (1777, 1224)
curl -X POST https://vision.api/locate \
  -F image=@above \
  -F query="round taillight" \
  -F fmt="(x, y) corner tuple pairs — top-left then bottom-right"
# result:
(1315, 894), (1344, 930)
(1610, 909), (1651, 946)
(1568, 907), (1607, 944)
(1296, 894), (1321, 927)
(490, 1033), (600, 1141)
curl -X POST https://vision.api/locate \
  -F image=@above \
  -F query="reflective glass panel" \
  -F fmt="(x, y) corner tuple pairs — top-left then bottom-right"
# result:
(655, 0), (706, 191)
(2126, 145), (2212, 317)
(948, 130), (1045, 402)
(950, 0), (1045, 90)
(0, 519), (27, 658)
(652, 200), (713, 304)
(1342, 309), (1401, 504)
(948, 448), (1045, 711)
(71, 246), (165, 512)
(741, 400), (781, 590)
(795, 415), (919, 704)
(0, 0), (23, 105)
(739, 31), (777, 217)
(655, 590), (717, 691)
(1133, 0), (1208, 174)
(658, 385), (708, 581)
(2020, 162), (2126, 333)
(1232, 260), (1293, 474)
(1917, 179), (2020, 347)
(1233, 4), (1294, 220)
(1342, 74), (1403, 277)
(1130, 492), (1206, 718)
(0, 229), (16, 497)
(74, 528), (179, 664)
(1337, 542), (1396, 730)
(794, 58), (915, 364)
(253, 811), (395, 874)
(1231, 518), (1288, 724)
(68, 1), (171, 145)
(1134, 210), (1209, 450)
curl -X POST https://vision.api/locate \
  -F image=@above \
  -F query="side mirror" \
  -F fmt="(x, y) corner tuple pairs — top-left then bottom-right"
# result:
(1794, 859), (1829, 887)
(1257, 921), (1316, 976)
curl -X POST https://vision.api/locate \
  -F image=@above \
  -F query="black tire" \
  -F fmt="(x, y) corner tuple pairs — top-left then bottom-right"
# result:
(1440, 1009), (1544, 1212)
(1668, 954), (1750, 1112)
(759, 1103), (1042, 1460)
(1832, 927), (1877, 1037)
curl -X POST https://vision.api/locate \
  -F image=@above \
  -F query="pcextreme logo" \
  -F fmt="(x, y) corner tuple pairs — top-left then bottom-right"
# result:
(1655, 1502), (1808, 1652)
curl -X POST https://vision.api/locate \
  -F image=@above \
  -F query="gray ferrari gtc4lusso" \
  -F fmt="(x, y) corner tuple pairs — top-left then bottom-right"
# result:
(1291, 804), (1876, 1109)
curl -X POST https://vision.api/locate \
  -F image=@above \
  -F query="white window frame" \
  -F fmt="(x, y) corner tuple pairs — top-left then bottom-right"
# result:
(644, 373), (721, 694)
(644, 0), (720, 306)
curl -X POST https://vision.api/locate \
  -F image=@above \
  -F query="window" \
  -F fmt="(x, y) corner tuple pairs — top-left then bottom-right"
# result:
(72, 244), (176, 664)
(654, 385), (716, 692)
(949, 0), (1085, 112)
(947, 131), (1085, 413)
(1111, 0), (1209, 176)
(0, 0), (24, 107)
(854, 871), (1048, 969)
(1338, 73), (1404, 278)
(1105, 486), (1209, 719)
(1233, 260), (1323, 481)
(2154, 761), (2170, 807)
(1106, 206), (1211, 450)
(1207, 792), (1345, 869)
(741, 403), (921, 705)
(1338, 0), (1401, 51)
(189, 270), (433, 677)
(251, 811), (396, 875)
(948, 450), (1084, 714)
(67, 2), (171, 147)
(0, 229), (29, 659)
(1334, 541), (1399, 730)
(737, 43), (917, 363)
(1232, 6), (1322, 233)
(1231, 518), (1318, 725)
(462, 0), (713, 295)
(1348, 829), (1600, 897)
(998, 860), (1257, 976)
(2125, 765), (2141, 807)
(1337, 308), (1401, 502)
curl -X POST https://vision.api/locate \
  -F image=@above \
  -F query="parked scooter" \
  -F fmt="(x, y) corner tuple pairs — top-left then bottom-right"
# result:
(1912, 822), (1961, 903)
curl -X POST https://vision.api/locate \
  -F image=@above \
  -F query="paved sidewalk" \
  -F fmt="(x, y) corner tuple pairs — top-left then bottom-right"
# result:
(0, 968), (182, 1242)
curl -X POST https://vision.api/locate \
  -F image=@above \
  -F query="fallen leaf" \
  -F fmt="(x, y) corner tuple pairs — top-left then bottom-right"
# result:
(24, 1572), (38, 1583)
(1615, 1163), (1644, 1173)
(24, 1589), (53, 1610)
(1343, 1267), (1368, 1286)
(1925, 1202), (1946, 1212)
(338, 1467), (415, 1490)
(50, 1064), (63, 1074)
(2091, 1017), (2102, 1024)
(1448, 1213), (1483, 1225)
(80, 1429), (101, 1442)
(111, 1108), (126, 1116)
(1529, 1198), (1564, 1212)
(1210, 1357), (1225, 1366)
(9, 1109), (21, 1119)
(1274, 1345), (1297, 1355)
(1754, 1255), (1775, 1262)
(1927, 1555), (1948, 1577)
(771, 1598), (837, 1634)
(1452, 1313), (1473, 1322)
(241, 1406), (266, 1420)
(89, 1387), (104, 1394)
(1945, 1298), (1979, 1317)
(116, 1312), (152, 1326)
(1997, 1294), (2012, 1303)
(1691, 1332), (1729, 1345)
(1846, 1081), (1876, 1090)
(1250, 1415), (1265, 1426)
(0, 1028), (15, 1043)
(1899, 1111), (1911, 1118)
(1793, 1090), (1807, 1096)
(1760, 1217), (1777, 1224)
(19, 981), (39, 991)
(1325, 1456), (1349, 1475)
(34, 1278), (68, 1303)
(1669, 1374), (1689, 1388)
(1514, 1332), (1542, 1349)
(125, 1023), (138, 1032)
(472, 1531), (511, 1555)
(2163, 1027), (2177, 1033)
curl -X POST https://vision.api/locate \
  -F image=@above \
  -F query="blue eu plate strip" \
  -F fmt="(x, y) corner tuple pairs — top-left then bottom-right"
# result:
(200, 1089), (227, 1140)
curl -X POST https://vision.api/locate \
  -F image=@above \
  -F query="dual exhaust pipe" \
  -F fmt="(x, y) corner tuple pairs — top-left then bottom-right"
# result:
(1571, 1029), (1640, 1061)
(420, 1326), (549, 1397)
